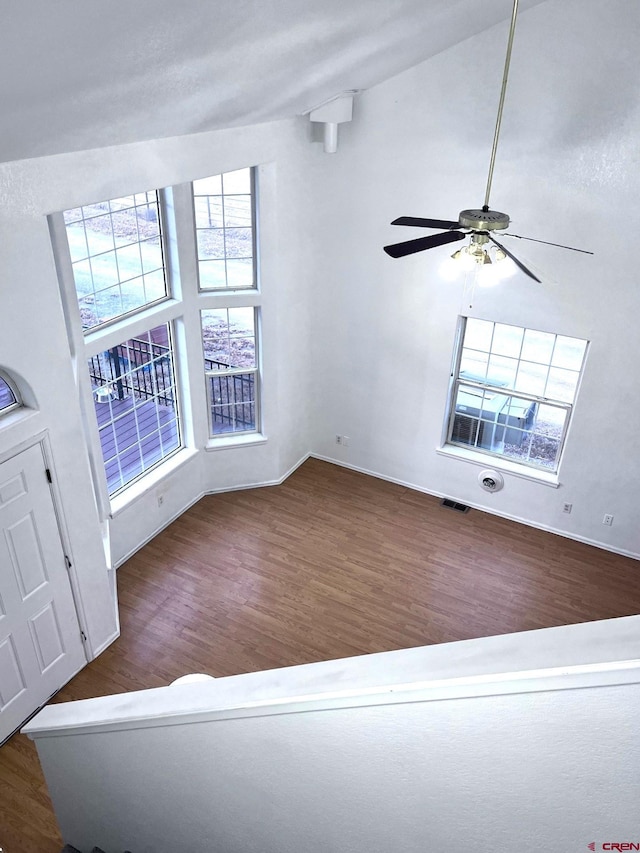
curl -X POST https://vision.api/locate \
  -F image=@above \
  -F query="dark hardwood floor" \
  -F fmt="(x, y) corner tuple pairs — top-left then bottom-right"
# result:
(2, 457), (639, 852)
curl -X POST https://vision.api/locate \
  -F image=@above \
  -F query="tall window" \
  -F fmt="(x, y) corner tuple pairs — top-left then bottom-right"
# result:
(61, 190), (181, 498)
(446, 318), (588, 471)
(193, 167), (261, 438)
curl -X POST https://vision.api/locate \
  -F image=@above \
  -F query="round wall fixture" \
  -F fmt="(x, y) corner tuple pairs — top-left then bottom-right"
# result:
(478, 469), (504, 493)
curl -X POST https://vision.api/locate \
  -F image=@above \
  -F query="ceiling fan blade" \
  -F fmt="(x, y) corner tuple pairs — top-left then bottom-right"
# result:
(391, 216), (461, 230)
(503, 233), (594, 255)
(487, 235), (542, 283)
(384, 230), (466, 259)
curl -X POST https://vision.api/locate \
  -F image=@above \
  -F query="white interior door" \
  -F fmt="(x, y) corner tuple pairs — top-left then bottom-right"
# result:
(0, 442), (86, 743)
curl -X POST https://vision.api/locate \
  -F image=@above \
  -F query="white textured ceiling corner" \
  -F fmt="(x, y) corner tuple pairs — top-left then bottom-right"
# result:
(0, 0), (546, 164)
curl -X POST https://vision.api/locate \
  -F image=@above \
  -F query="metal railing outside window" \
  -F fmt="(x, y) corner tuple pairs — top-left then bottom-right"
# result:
(88, 338), (175, 406)
(204, 358), (256, 434)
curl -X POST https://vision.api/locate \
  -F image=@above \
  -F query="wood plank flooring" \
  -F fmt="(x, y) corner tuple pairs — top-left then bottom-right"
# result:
(2, 457), (640, 852)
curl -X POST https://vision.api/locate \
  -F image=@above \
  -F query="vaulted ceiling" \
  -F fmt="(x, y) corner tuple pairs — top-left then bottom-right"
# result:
(1, 0), (547, 164)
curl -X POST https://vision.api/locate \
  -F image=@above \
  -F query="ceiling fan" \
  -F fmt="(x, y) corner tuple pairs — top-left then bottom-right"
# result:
(383, 0), (592, 282)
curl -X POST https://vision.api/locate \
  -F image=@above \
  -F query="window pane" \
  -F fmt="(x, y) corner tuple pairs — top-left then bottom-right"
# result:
(193, 168), (255, 290)
(194, 196), (223, 228)
(223, 196), (251, 227)
(514, 360), (548, 396)
(486, 354), (518, 387)
(222, 169), (251, 194)
(224, 228), (253, 258)
(492, 323), (523, 358)
(196, 229), (225, 260)
(463, 318), (493, 352)
(198, 260), (227, 289)
(0, 375), (19, 413)
(68, 227), (89, 262)
(501, 401), (565, 468)
(545, 366), (580, 402)
(202, 305), (259, 439)
(87, 323), (181, 496)
(521, 328), (555, 364)
(551, 335), (588, 370)
(89, 250), (119, 288)
(65, 191), (168, 331)
(226, 258), (254, 289)
(193, 175), (222, 196)
(201, 308), (256, 368)
(528, 436), (560, 468)
(94, 284), (125, 325)
(116, 243), (143, 279)
(460, 351), (488, 380)
(208, 373), (256, 435)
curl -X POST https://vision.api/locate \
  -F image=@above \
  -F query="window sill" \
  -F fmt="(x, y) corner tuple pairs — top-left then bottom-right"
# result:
(436, 445), (560, 488)
(109, 447), (199, 517)
(205, 433), (267, 452)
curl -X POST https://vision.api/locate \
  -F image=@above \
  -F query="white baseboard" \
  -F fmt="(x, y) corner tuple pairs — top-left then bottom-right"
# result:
(203, 452), (311, 496)
(112, 453), (312, 569)
(89, 628), (121, 660)
(114, 451), (639, 568)
(113, 490), (205, 569)
(310, 453), (640, 562)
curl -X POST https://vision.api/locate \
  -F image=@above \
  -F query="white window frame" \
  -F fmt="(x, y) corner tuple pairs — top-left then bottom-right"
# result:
(62, 189), (171, 333)
(51, 187), (187, 514)
(193, 168), (258, 294)
(444, 317), (588, 476)
(202, 307), (261, 438)
(191, 167), (262, 441)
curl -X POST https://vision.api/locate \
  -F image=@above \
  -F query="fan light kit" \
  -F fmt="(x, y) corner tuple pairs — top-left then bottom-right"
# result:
(383, 0), (593, 281)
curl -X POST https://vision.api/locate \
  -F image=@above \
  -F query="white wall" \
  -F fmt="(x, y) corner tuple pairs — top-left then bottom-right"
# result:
(0, 118), (315, 651)
(2, 0), (638, 658)
(306, 0), (640, 558)
(26, 615), (640, 853)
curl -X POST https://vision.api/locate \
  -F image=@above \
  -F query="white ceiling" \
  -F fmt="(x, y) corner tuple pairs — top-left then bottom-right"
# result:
(0, 0), (546, 165)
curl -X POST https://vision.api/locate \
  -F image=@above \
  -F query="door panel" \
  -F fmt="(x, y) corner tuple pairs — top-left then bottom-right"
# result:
(6, 510), (50, 597)
(0, 443), (86, 742)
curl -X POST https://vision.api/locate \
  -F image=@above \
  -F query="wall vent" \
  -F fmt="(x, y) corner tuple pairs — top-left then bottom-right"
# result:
(440, 498), (470, 513)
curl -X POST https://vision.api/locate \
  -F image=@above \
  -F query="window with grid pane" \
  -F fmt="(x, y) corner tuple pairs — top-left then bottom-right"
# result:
(64, 191), (167, 331)
(61, 186), (182, 500)
(201, 308), (258, 436)
(193, 168), (255, 290)
(88, 323), (180, 496)
(447, 318), (588, 471)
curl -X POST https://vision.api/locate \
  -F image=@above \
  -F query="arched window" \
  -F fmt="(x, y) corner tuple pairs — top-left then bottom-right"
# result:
(0, 371), (21, 416)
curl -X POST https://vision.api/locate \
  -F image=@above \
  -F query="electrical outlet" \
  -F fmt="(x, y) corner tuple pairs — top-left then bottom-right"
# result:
(335, 434), (342, 445)
(157, 493), (166, 507)
(602, 513), (614, 526)
(562, 503), (572, 514)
